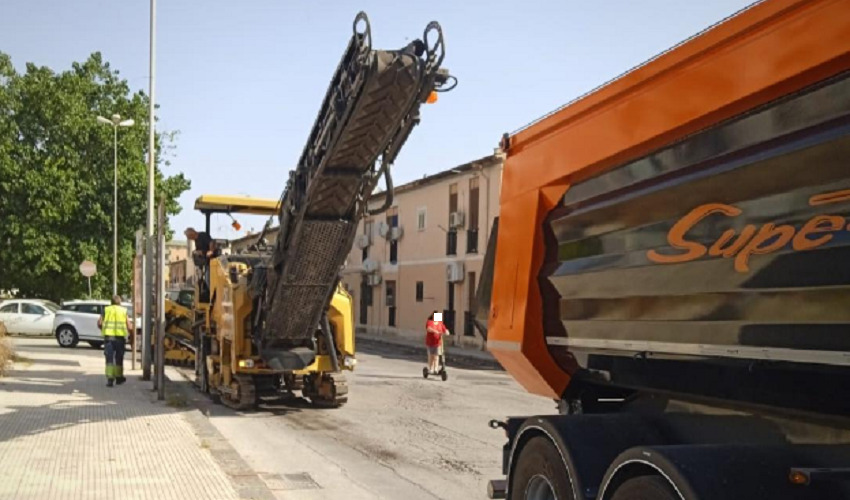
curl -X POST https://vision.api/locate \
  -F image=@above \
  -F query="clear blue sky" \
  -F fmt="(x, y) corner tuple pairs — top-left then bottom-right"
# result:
(1, 0), (754, 238)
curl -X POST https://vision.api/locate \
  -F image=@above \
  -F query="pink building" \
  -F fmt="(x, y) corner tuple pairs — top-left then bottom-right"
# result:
(340, 153), (503, 349)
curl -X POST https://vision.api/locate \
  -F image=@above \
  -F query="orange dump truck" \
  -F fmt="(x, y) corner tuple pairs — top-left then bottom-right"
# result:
(477, 1), (850, 498)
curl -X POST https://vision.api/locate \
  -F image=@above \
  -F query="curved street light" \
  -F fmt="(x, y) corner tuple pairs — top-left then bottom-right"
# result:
(97, 113), (135, 296)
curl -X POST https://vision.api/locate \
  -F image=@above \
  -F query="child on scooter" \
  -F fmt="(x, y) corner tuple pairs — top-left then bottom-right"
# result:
(425, 310), (450, 375)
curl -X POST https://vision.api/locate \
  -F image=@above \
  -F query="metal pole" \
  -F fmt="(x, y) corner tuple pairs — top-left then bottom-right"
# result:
(142, 0), (157, 381)
(131, 255), (136, 371)
(156, 201), (166, 400)
(87, 277), (92, 298)
(113, 125), (118, 296)
(152, 237), (158, 391)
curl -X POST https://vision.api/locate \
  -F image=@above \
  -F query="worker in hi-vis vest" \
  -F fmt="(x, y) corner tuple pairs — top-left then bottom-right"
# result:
(97, 295), (133, 387)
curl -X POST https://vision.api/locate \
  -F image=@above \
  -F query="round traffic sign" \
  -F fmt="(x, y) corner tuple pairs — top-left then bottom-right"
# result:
(79, 260), (97, 277)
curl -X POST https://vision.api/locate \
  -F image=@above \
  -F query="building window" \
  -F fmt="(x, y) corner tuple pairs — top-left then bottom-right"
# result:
(385, 280), (396, 307)
(389, 242), (398, 264)
(362, 219), (372, 262)
(468, 177), (479, 254)
(415, 281), (424, 302)
(417, 207), (426, 231)
(386, 280), (397, 327)
(466, 228), (478, 254)
(387, 207), (399, 264)
(465, 271), (477, 336)
(359, 279), (370, 325)
(386, 207), (399, 228)
(365, 282), (373, 306)
(446, 230), (457, 256)
(449, 183), (458, 214)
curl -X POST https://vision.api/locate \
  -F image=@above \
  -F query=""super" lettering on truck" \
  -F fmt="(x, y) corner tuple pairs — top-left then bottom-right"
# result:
(647, 189), (850, 273)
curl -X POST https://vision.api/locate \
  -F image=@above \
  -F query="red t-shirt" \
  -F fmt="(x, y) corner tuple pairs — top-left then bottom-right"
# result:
(425, 320), (447, 347)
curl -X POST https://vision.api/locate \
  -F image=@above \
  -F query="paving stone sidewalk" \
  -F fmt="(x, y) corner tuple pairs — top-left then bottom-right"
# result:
(0, 337), (265, 500)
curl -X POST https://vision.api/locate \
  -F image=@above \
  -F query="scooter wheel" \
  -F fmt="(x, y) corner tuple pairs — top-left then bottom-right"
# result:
(423, 367), (429, 379)
(440, 370), (447, 381)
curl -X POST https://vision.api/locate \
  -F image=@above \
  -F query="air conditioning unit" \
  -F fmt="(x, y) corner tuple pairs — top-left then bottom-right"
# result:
(355, 233), (371, 249)
(449, 211), (465, 229)
(362, 258), (379, 274)
(389, 226), (404, 241)
(446, 261), (465, 282)
(378, 221), (391, 238)
(367, 274), (382, 286)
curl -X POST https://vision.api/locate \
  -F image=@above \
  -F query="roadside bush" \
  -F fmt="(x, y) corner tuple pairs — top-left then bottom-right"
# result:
(0, 321), (11, 376)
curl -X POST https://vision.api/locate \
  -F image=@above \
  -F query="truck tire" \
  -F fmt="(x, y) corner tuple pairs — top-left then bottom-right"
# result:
(610, 476), (679, 500)
(509, 436), (573, 500)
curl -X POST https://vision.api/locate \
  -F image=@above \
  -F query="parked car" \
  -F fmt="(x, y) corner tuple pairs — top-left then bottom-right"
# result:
(0, 299), (60, 336)
(53, 300), (139, 348)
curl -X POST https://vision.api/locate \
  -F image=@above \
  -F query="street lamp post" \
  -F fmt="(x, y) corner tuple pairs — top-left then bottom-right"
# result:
(97, 114), (135, 296)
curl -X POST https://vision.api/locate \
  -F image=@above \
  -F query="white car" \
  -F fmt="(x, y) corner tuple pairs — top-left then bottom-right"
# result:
(0, 299), (60, 336)
(53, 300), (139, 349)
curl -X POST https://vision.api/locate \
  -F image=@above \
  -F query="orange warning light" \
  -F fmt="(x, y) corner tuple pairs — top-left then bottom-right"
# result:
(426, 91), (438, 104)
(789, 470), (809, 486)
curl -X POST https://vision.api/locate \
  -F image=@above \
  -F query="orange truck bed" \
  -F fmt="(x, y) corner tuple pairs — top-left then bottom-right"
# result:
(487, 0), (850, 400)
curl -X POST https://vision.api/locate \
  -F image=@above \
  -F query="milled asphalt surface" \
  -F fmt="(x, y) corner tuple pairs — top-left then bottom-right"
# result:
(178, 338), (557, 499)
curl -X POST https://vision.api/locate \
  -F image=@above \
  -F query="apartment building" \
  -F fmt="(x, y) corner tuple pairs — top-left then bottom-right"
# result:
(164, 240), (193, 288)
(341, 153), (503, 349)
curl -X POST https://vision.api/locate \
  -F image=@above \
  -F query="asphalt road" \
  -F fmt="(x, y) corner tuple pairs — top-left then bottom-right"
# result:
(21, 336), (557, 499)
(187, 340), (557, 500)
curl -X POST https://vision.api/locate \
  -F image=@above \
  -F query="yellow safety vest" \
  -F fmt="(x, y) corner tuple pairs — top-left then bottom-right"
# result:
(102, 305), (128, 337)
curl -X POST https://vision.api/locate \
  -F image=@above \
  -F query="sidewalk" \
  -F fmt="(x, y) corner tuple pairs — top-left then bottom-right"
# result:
(0, 337), (272, 500)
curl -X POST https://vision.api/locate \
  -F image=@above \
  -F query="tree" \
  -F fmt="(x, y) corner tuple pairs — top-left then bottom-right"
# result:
(0, 52), (190, 301)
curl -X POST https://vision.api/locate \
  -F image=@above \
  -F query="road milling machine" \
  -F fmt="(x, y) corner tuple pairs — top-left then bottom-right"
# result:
(162, 296), (194, 366)
(187, 13), (455, 410)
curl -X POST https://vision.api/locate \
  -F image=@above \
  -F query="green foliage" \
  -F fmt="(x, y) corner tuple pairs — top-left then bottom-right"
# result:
(0, 52), (190, 301)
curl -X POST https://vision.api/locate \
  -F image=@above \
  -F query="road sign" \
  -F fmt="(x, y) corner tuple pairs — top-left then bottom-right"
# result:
(79, 260), (97, 277)
(79, 260), (97, 298)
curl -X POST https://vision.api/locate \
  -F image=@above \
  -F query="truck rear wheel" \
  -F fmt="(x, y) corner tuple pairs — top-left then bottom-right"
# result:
(610, 476), (679, 500)
(509, 436), (573, 500)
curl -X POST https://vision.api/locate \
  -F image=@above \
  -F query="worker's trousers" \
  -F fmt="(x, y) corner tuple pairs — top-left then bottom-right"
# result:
(104, 336), (125, 380)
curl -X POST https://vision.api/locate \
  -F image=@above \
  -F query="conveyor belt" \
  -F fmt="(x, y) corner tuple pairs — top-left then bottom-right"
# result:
(258, 13), (453, 368)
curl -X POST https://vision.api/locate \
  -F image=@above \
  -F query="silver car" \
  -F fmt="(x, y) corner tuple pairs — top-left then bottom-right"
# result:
(53, 300), (138, 348)
(0, 299), (60, 336)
